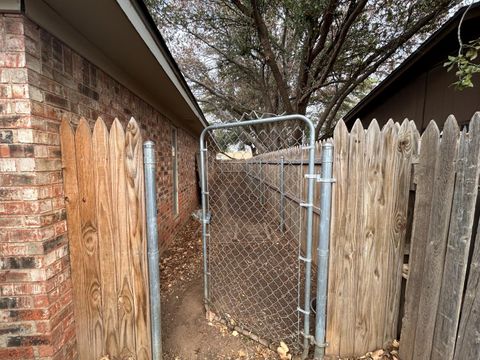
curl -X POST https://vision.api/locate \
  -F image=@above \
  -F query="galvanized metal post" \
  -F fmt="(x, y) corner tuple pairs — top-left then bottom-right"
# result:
(314, 143), (334, 359)
(199, 137), (210, 305)
(143, 141), (162, 360)
(301, 124), (316, 360)
(279, 156), (285, 233)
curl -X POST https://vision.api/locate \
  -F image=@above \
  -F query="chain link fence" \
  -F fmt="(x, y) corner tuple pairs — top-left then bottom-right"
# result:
(201, 117), (318, 355)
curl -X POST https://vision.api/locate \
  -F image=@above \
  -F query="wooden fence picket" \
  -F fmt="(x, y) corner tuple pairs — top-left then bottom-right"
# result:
(125, 118), (152, 360)
(454, 226), (480, 359)
(374, 121), (398, 349)
(399, 121), (440, 360)
(60, 119), (89, 360)
(354, 120), (381, 353)
(345, 120), (365, 355)
(110, 119), (137, 358)
(384, 119), (414, 341)
(326, 119), (349, 355)
(74, 118), (104, 359)
(93, 118), (119, 356)
(453, 114), (480, 360)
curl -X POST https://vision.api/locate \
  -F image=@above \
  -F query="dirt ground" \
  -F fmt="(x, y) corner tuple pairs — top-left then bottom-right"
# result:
(159, 217), (400, 360)
(160, 218), (277, 360)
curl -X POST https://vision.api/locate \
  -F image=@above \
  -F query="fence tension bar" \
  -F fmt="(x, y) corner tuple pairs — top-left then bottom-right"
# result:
(314, 143), (334, 360)
(143, 141), (163, 360)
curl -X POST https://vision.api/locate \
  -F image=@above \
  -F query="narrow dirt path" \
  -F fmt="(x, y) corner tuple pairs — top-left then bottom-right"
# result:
(159, 218), (400, 360)
(160, 218), (277, 360)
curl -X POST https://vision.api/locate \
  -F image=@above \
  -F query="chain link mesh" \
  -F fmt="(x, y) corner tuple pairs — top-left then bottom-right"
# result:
(204, 119), (315, 354)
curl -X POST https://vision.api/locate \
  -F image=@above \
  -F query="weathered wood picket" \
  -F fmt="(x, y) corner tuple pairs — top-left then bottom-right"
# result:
(60, 117), (151, 360)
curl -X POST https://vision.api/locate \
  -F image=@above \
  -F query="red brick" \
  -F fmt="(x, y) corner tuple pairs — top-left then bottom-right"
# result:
(35, 320), (50, 334)
(37, 344), (55, 357)
(5, 17), (24, 35)
(0, 296), (34, 309)
(0, 346), (34, 358)
(32, 294), (49, 308)
(5, 52), (26, 68)
(5, 34), (25, 51)
(0, 144), (9, 157)
(6, 334), (50, 347)
(12, 83), (28, 98)
(4, 308), (49, 322)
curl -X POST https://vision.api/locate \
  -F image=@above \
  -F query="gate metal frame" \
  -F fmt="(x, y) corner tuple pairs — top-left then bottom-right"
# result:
(199, 114), (318, 358)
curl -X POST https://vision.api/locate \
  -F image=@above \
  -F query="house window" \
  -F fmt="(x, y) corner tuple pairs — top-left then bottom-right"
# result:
(172, 128), (179, 216)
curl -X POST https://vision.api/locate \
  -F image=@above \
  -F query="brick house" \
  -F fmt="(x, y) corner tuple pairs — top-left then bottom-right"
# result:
(0, 0), (207, 358)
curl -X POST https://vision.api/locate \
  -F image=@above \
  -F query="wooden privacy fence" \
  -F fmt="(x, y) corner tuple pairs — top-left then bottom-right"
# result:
(326, 119), (416, 357)
(60, 117), (151, 360)
(399, 113), (480, 360)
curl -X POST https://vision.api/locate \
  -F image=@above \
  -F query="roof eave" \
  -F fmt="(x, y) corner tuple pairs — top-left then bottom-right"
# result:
(115, 0), (208, 129)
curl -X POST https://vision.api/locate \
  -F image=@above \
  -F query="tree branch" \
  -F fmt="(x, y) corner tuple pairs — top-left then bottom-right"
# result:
(249, 0), (294, 113)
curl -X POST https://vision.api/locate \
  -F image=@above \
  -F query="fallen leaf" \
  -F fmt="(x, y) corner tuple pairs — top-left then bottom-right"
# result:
(238, 349), (247, 357)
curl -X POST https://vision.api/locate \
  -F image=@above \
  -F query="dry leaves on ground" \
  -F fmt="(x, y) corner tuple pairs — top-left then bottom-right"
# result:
(160, 217), (202, 296)
(343, 340), (400, 360)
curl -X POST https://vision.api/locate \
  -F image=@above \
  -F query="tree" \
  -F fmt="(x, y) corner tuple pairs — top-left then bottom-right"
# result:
(146, 0), (460, 140)
(444, 4), (480, 89)
(445, 37), (480, 88)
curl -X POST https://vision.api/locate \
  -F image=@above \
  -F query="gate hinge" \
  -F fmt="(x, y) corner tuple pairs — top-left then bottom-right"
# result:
(298, 255), (312, 263)
(300, 331), (329, 347)
(297, 307), (310, 315)
(203, 212), (212, 224)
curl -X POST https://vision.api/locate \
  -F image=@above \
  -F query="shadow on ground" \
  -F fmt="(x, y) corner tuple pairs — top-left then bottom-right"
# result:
(160, 218), (277, 360)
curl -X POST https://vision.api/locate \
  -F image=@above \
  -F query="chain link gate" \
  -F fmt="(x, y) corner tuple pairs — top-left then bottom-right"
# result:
(199, 115), (317, 358)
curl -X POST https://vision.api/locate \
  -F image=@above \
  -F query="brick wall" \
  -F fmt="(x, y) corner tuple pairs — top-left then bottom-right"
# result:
(0, 14), (200, 359)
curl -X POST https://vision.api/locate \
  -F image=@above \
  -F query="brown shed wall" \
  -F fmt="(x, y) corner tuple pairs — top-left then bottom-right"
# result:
(353, 63), (480, 131)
